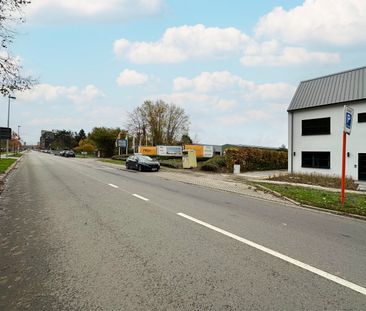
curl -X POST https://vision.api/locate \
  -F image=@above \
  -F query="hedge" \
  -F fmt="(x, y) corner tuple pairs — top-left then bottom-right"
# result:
(225, 148), (287, 172)
(201, 156), (227, 172)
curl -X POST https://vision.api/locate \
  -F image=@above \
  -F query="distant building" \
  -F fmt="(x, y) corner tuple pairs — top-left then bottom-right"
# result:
(288, 66), (366, 181)
(40, 130), (55, 150)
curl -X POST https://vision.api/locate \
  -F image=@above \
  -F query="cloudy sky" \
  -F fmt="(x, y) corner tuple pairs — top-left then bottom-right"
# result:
(2, 0), (365, 146)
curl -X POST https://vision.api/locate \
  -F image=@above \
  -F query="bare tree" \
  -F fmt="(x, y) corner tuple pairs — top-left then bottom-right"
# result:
(165, 104), (189, 144)
(126, 100), (190, 146)
(0, 0), (35, 96)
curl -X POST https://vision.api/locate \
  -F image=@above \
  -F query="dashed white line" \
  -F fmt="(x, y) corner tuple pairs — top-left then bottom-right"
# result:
(108, 183), (119, 189)
(177, 212), (366, 296)
(132, 194), (149, 201)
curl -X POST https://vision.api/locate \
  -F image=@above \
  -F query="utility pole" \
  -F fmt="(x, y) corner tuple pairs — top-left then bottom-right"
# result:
(17, 125), (21, 153)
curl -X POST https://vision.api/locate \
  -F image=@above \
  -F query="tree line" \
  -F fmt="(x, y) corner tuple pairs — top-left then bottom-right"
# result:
(127, 100), (190, 146)
(46, 100), (193, 158)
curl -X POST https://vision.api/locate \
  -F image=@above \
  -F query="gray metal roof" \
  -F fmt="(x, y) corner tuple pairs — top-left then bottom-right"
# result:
(288, 66), (366, 111)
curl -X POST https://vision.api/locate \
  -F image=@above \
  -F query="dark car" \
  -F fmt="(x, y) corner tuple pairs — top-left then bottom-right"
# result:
(126, 155), (160, 172)
(65, 150), (75, 157)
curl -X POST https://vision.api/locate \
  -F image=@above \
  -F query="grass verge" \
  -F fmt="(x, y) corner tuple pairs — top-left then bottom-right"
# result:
(159, 158), (182, 169)
(269, 173), (358, 190)
(98, 159), (125, 165)
(255, 182), (366, 216)
(8, 153), (23, 158)
(0, 158), (17, 174)
(76, 153), (96, 158)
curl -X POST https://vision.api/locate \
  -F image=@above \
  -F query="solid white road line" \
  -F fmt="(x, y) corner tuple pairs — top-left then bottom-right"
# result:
(177, 212), (366, 296)
(132, 194), (149, 201)
(108, 183), (119, 188)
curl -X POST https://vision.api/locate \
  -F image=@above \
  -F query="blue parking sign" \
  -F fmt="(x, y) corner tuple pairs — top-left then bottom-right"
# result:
(343, 106), (354, 135)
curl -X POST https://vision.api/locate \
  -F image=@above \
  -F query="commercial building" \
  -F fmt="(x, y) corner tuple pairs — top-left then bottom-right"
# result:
(288, 66), (366, 181)
(39, 130), (55, 150)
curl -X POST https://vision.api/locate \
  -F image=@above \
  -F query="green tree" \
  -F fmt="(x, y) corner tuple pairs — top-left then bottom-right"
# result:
(179, 134), (192, 145)
(88, 127), (122, 157)
(75, 129), (86, 143)
(50, 130), (77, 150)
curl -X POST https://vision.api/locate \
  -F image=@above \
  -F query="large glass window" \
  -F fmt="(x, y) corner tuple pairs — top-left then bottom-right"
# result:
(302, 152), (330, 169)
(358, 113), (366, 123)
(302, 117), (330, 135)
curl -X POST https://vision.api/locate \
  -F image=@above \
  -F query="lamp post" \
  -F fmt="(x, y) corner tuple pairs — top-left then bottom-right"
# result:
(6, 95), (16, 157)
(17, 125), (21, 153)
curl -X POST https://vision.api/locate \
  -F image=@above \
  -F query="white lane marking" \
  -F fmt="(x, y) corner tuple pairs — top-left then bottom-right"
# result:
(177, 212), (366, 296)
(108, 183), (119, 189)
(132, 194), (149, 201)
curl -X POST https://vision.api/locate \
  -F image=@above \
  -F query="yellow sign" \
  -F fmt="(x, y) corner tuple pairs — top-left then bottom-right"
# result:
(138, 146), (157, 156)
(184, 145), (204, 157)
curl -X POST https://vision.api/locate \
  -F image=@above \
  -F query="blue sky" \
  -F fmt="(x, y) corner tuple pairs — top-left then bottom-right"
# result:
(1, 0), (365, 146)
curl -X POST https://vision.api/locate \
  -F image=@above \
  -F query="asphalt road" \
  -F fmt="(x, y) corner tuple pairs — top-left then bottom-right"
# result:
(1, 151), (365, 310)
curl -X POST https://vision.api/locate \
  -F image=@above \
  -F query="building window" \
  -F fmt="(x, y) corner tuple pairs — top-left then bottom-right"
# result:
(302, 152), (330, 169)
(302, 117), (330, 135)
(358, 113), (366, 123)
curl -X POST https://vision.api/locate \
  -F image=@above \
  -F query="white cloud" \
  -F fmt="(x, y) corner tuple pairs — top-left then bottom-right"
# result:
(26, 0), (163, 23)
(217, 110), (272, 125)
(114, 24), (249, 64)
(114, 23), (340, 67)
(241, 40), (340, 66)
(150, 71), (296, 145)
(17, 84), (104, 104)
(28, 117), (75, 127)
(173, 71), (295, 102)
(255, 0), (366, 45)
(116, 69), (149, 86)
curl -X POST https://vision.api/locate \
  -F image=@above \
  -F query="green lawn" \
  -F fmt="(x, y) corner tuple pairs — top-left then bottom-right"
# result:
(76, 153), (96, 158)
(8, 153), (23, 158)
(0, 158), (17, 174)
(255, 182), (366, 216)
(98, 159), (125, 165)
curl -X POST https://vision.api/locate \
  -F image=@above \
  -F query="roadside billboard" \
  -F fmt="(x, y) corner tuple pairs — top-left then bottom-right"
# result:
(184, 145), (213, 158)
(203, 145), (214, 157)
(0, 127), (11, 140)
(138, 146), (157, 156)
(116, 139), (127, 148)
(157, 145), (182, 157)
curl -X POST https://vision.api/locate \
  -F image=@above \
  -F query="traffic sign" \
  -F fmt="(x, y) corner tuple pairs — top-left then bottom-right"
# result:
(0, 127), (11, 140)
(344, 106), (354, 135)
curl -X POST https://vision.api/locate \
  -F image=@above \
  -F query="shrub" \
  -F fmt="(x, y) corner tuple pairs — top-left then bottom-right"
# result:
(201, 156), (227, 172)
(225, 148), (287, 172)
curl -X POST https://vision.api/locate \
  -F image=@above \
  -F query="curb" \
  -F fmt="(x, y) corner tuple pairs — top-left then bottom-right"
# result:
(254, 183), (366, 221)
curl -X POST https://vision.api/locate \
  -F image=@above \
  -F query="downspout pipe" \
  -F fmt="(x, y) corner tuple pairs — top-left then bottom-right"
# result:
(289, 111), (294, 173)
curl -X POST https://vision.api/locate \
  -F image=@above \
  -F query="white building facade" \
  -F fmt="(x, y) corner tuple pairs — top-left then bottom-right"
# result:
(288, 67), (366, 181)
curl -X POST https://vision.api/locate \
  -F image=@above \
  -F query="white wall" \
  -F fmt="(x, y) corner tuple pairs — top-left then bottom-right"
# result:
(288, 101), (366, 180)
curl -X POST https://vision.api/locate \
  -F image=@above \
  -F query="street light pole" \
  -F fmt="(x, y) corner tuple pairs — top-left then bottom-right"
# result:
(6, 95), (16, 157)
(17, 125), (21, 153)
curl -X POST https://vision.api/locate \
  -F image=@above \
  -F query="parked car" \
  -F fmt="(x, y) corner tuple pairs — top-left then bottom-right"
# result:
(65, 150), (75, 158)
(126, 155), (160, 172)
(59, 150), (67, 157)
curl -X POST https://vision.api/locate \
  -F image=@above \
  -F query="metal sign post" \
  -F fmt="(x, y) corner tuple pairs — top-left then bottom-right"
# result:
(341, 106), (354, 204)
